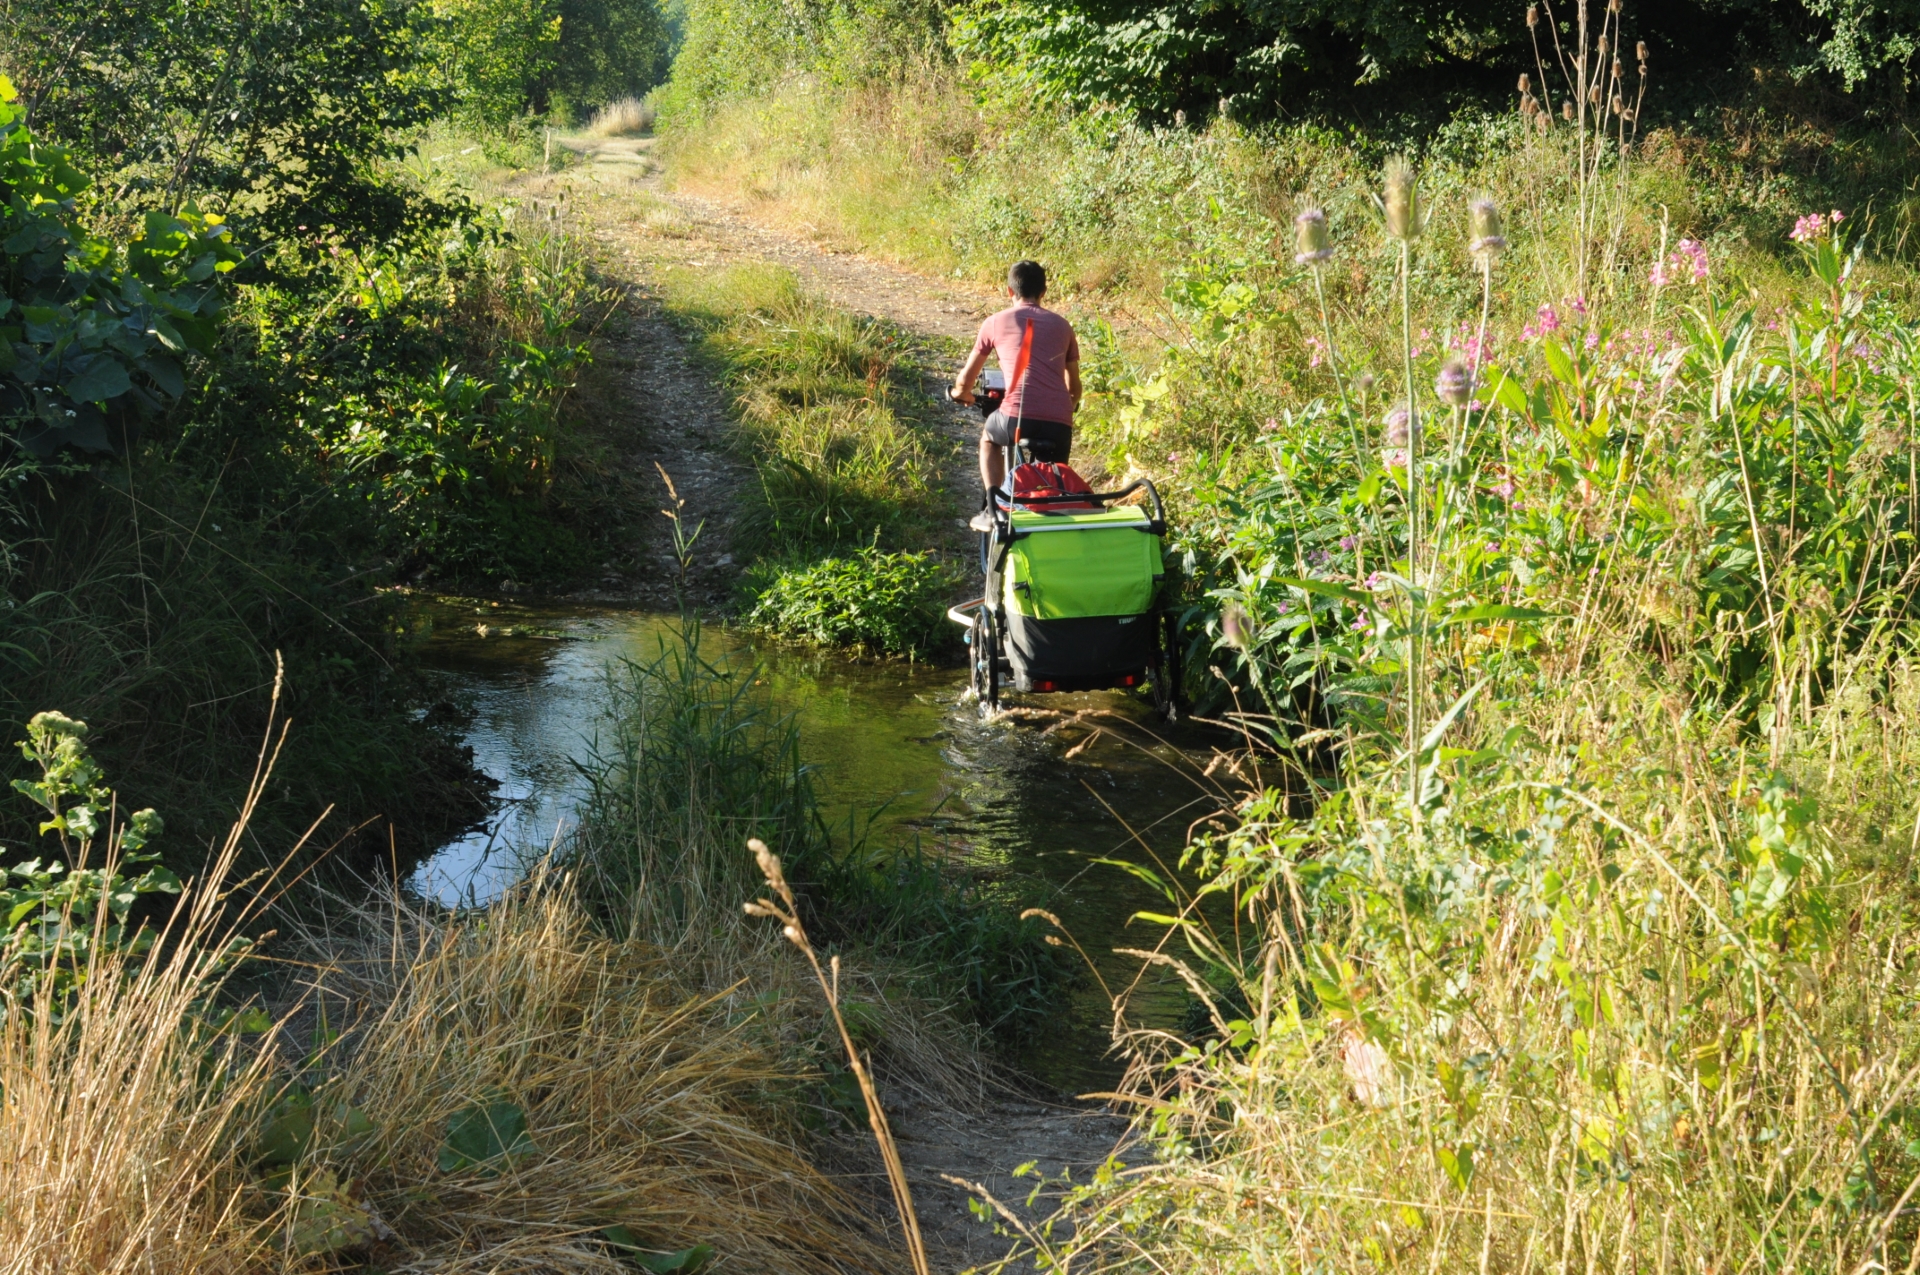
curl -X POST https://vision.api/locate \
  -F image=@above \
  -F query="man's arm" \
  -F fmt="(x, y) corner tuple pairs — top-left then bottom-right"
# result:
(952, 344), (991, 405)
(1065, 342), (1083, 412)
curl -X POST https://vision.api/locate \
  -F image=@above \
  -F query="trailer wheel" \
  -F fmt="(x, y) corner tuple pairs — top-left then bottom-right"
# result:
(971, 610), (1002, 718)
(1151, 611), (1184, 723)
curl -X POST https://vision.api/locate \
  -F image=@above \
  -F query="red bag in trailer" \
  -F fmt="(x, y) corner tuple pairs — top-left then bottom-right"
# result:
(1010, 460), (1097, 511)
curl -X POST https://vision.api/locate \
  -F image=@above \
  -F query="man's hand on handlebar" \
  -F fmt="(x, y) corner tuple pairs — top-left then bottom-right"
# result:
(948, 383), (976, 406)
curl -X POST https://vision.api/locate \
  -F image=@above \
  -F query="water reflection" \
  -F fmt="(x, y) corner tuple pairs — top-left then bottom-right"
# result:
(405, 598), (1232, 1091)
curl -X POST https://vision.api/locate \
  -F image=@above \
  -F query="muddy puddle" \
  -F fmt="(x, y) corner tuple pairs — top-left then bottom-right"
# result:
(404, 596), (1233, 1093)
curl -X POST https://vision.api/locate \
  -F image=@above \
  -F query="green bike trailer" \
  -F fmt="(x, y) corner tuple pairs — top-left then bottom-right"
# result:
(948, 479), (1184, 719)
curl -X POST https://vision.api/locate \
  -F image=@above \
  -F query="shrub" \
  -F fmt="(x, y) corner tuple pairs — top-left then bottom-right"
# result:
(745, 548), (960, 658)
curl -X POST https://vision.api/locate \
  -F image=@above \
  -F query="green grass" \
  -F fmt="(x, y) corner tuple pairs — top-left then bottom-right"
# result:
(563, 619), (1069, 1037)
(653, 261), (962, 654)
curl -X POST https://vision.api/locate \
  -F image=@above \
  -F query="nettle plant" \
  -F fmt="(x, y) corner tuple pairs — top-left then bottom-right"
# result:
(3, 712), (181, 1015)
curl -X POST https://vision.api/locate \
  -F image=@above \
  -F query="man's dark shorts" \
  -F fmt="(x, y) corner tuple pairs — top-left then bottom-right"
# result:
(983, 410), (1072, 463)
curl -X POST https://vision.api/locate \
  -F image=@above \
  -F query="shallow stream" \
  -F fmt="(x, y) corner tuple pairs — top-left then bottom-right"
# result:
(405, 597), (1230, 1093)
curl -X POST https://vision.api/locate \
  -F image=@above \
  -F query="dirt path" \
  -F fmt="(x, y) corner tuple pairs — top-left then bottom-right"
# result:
(510, 136), (1136, 1273)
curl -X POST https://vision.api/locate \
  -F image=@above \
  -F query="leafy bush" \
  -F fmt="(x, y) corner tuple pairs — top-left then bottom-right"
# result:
(433, 0), (674, 126)
(0, 78), (236, 461)
(4, 0), (449, 248)
(745, 547), (960, 657)
(951, 0), (1920, 126)
(656, 0), (945, 120)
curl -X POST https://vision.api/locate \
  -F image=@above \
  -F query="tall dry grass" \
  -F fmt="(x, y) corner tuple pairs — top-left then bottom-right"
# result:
(283, 873), (895, 1273)
(0, 671), (927, 1273)
(586, 97), (654, 138)
(0, 813), (279, 1272)
(0, 692), (305, 1272)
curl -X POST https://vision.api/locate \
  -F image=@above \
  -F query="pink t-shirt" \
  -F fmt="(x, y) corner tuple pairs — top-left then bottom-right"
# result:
(971, 303), (1078, 424)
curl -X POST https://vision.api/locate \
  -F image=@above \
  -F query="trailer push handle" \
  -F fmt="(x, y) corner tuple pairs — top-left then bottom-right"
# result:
(989, 477), (1166, 538)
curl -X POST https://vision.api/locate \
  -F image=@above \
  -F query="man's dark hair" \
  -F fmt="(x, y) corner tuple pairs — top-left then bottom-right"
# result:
(1008, 260), (1047, 300)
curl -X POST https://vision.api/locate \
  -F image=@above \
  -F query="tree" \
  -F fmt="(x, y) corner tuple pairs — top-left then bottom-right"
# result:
(0, 0), (448, 248)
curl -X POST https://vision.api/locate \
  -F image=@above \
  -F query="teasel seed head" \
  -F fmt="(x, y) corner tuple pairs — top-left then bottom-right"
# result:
(1609, 0), (1620, 12)
(1383, 157), (1421, 241)
(1597, 35), (1609, 57)
(1588, 83), (1602, 105)
(1613, 58), (1624, 80)
(1518, 72), (1531, 94)
(1527, 4), (1538, 28)
(1222, 603), (1249, 650)
(1611, 93), (1625, 116)
(1435, 358), (1475, 408)
(1469, 198), (1507, 258)
(1293, 207), (1335, 266)
(1383, 406), (1411, 447)
(1562, 99), (1575, 121)
(1637, 40), (1648, 63)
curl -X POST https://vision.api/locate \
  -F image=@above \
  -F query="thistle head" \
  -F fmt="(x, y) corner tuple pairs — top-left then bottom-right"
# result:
(1383, 158), (1421, 241)
(1468, 198), (1506, 258)
(1435, 359), (1475, 407)
(1222, 603), (1249, 650)
(1293, 207), (1334, 266)
(1383, 405), (1411, 447)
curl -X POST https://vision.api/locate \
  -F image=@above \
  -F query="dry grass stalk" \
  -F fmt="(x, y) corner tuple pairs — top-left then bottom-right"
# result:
(587, 97), (653, 137)
(744, 837), (931, 1275)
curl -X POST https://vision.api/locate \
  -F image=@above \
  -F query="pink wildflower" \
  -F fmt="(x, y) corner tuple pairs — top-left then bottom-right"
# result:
(1653, 240), (1709, 286)
(1790, 209), (1845, 243)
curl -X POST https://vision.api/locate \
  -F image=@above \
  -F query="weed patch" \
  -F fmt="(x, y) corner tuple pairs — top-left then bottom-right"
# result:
(744, 547), (959, 658)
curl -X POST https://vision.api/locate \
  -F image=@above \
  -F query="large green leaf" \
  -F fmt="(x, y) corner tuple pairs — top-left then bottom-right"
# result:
(437, 1099), (537, 1175)
(603, 1227), (714, 1274)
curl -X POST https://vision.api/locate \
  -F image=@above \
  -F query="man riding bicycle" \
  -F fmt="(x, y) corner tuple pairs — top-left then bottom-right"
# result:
(951, 260), (1082, 528)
